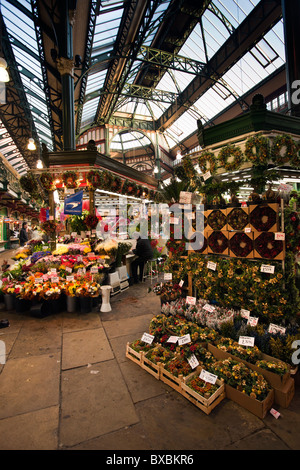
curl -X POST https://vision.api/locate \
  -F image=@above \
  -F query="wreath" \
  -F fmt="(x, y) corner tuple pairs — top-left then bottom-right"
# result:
(100, 170), (113, 190)
(198, 151), (217, 174)
(244, 136), (271, 165)
(227, 208), (249, 230)
(229, 232), (253, 258)
(19, 173), (38, 195)
(163, 257), (188, 282)
(254, 232), (284, 259)
(86, 170), (102, 190)
(271, 134), (299, 166)
(218, 144), (244, 171)
(166, 238), (187, 256)
(40, 172), (55, 191)
(62, 171), (79, 189)
(250, 205), (277, 232)
(208, 231), (228, 254)
(207, 210), (227, 230)
(121, 179), (137, 196)
(110, 175), (123, 193)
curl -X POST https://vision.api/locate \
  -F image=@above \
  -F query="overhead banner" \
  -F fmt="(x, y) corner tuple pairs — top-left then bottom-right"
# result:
(64, 190), (83, 215)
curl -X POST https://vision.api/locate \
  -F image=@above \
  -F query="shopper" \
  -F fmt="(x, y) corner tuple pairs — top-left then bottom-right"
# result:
(131, 232), (153, 283)
(19, 222), (28, 246)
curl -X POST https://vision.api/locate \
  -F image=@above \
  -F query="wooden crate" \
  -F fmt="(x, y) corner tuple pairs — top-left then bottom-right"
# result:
(181, 371), (225, 415)
(126, 342), (144, 367)
(160, 364), (184, 393)
(141, 354), (161, 380)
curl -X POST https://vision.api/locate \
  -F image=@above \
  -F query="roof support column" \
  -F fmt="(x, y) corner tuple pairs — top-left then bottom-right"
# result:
(282, 0), (300, 117)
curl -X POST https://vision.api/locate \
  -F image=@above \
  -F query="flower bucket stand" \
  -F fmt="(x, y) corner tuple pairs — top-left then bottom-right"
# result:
(100, 285), (112, 312)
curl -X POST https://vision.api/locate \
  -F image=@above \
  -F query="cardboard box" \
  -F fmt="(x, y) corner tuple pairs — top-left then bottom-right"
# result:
(206, 209), (227, 231)
(225, 384), (274, 419)
(273, 377), (295, 408)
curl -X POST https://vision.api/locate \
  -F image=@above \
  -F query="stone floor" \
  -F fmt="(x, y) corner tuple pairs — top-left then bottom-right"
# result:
(0, 249), (300, 451)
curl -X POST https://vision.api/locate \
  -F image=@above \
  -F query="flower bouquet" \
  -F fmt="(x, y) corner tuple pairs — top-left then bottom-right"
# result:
(255, 359), (289, 376)
(84, 214), (99, 230)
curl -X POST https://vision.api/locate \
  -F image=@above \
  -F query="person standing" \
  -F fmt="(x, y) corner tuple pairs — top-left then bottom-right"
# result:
(19, 222), (28, 246)
(131, 232), (153, 283)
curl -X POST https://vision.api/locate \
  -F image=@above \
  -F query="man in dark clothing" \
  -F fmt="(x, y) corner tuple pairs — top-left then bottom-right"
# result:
(131, 233), (153, 283)
(19, 222), (28, 246)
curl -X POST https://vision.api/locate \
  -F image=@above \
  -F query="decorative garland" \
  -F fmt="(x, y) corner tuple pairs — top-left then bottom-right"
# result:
(218, 144), (244, 171)
(86, 170), (102, 190)
(40, 172), (55, 191)
(121, 179), (138, 196)
(250, 205), (277, 232)
(110, 175), (123, 193)
(198, 151), (217, 174)
(244, 135), (270, 165)
(100, 170), (113, 190)
(254, 232), (284, 259)
(271, 134), (299, 166)
(62, 171), (79, 189)
(229, 232), (253, 258)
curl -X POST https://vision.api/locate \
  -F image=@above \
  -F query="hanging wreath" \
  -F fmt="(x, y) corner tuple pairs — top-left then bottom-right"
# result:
(40, 172), (55, 191)
(84, 214), (99, 229)
(62, 170), (79, 189)
(254, 232), (284, 259)
(229, 232), (253, 258)
(218, 144), (244, 172)
(271, 134), (299, 165)
(110, 175), (123, 193)
(86, 170), (102, 190)
(198, 151), (217, 174)
(244, 136), (271, 165)
(100, 170), (113, 190)
(19, 173), (38, 196)
(121, 179), (137, 196)
(41, 220), (59, 234)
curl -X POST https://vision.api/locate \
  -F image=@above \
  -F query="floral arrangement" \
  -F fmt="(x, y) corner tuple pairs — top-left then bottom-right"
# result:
(110, 175), (122, 193)
(145, 345), (174, 365)
(19, 173), (38, 195)
(250, 205), (277, 232)
(86, 170), (102, 190)
(255, 360), (289, 376)
(271, 134), (299, 166)
(227, 208), (249, 230)
(215, 337), (262, 364)
(164, 356), (193, 377)
(207, 210), (227, 230)
(62, 171), (79, 189)
(198, 151), (217, 174)
(163, 257), (187, 283)
(244, 135), (271, 165)
(84, 214), (99, 230)
(218, 144), (244, 171)
(100, 170), (113, 190)
(40, 172), (55, 191)
(41, 220), (59, 234)
(185, 375), (220, 399)
(122, 179), (138, 196)
(166, 238), (187, 256)
(229, 232), (253, 258)
(254, 232), (284, 259)
(206, 358), (271, 401)
(129, 339), (154, 354)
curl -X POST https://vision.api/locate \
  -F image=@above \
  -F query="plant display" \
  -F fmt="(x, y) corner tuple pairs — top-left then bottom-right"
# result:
(41, 220), (59, 234)
(185, 375), (220, 399)
(215, 337), (262, 364)
(255, 360), (289, 376)
(129, 339), (154, 354)
(208, 231), (228, 254)
(164, 356), (193, 377)
(145, 345), (174, 364)
(207, 210), (227, 230)
(218, 144), (244, 171)
(271, 134), (299, 166)
(84, 214), (99, 230)
(244, 135), (271, 165)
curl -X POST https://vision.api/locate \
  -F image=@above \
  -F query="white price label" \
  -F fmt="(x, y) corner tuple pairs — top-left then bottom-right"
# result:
(179, 279), (184, 287)
(71, 232), (77, 237)
(164, 273), (172, 281)
(170, 217), (179, 224)
(34, 278), (43, 284)
(86, 231), (91, 235)
(245, 227), (251, 233)
(51, 277), (59, 283)
(238, 336), (255, 347)
(203, 171), (211, 181)
(66, 275), (74, 282)
(141, 333), (155, 345)
(270, 408), (281, 419)
(88, 252), (95, 257)
(179, 191), (193, 204)
(261, 264), (275, 274)
(66, 267), (72, 273)
(268, 323), (286, 335)
(247, 316), (259, 327)
(188, 354), (199, 370)
(50, 268), (57, 273)
(186, 296), (196, 305)
(240, 309), (250, 319)
(203, 304), (215, 313)
(167, 336), (179, 344)
(275, 232), (285, 241)
(90, 267), (98, 274)
(207, 261), (217, 271)
(178, 334), (191, 346)
(200, 369), (218, 385)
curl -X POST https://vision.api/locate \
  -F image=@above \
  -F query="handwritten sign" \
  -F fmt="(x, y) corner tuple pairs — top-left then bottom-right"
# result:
(179, 279), (184, 287)
(200, 369), (218, 385)
(164, 273), (172, 281)
(240, 309), (250, 319)
(275, 232), (285, 241)
(178, 334), (191, 346)
(167, 336), (179, 344)
(203, 304), (215, 313)
(186, 296), (196, 305)
(261, 264), (275, 274)
(188, 354), (199, 370)
(247, 316), (259, 327)
(66, 275), (74, 282)
(207, 261), (217, 271)
(245, 227), (251, 233)
(238, 336), (255, 347)
(141, 333), (155, 345)
(268, 323), (286, 335)
(203, 171), (211, 181)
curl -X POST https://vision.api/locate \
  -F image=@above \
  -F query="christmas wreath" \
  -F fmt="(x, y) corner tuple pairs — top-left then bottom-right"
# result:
(62, 170), (79, 189)
(208, 231), (228, 254)
(100, 170), (113, 190)
(166, 238), (187, 256)
(110, 175), (123, 193)
(227, 208), (249, 230)
(271, 134), (299, 166)
(163, 257), (188, 282)
(254, 232), (284, 259)
(229, 232), (253, 258)
(244, 135), (271, 165)
(207, 210), (227, 230)
(198, 151), (217, 174)
(86, 170), (102, 190)
(19, 173), (38, 195)
(218, 144), (244, 172)
(121, 179), (137, 196)
(250, 205), (277, 232)
(40, 172), (55, 191)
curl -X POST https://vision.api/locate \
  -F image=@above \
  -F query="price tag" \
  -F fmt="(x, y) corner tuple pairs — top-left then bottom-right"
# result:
(167, 336), (179, 343)
(141, 333), (155, 345)
(34, 278), (43, 284)
(77, 256), (82, 262)
(51, 277), (59, 283)
(203, 171), (211, 181)
(245, 227), (251, 233)
(270, 408), (281, 419)
(169, 217), (179, 224)
(186, 296), (196, 305)
(50, 268), (57, 273)
(268, 323), (286, 335)
(86, 231), (91, 236)
(240, 309), (250, 319)
(188, 354), (199, 370)
(49, 215), (54, 221)
(179, 191), (193, 204)
(71, 232), (77, 237)
(81, 231), (86, 238)
(261, 264), (275, 274)
(179, 279), (184, 287)
(275, 232), (285, 241)
(26, 260), (31, 266)
(207, 261), (217, 271)
(92, 229), (97, 234)
(88, 252), (95, 257)
(200, 369), (218, 385)
(241, 202), (247, 208)
(178, 334), (191, 346)
(247, 316), (259, 327)
(238, 336), (255, 347)
(90, 267), (98, 274)
(203, 304), (215, 313)
(66, 267), (72, 273)
(66, 275), (74, 282)
(164, 273), (172, 280)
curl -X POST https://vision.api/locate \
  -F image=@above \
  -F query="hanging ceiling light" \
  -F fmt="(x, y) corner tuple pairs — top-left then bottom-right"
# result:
(154, 166), (159, 174)
(27, 137), (36, 150)
(36, 158), (43, 169)
(0, 57), (9, 82)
